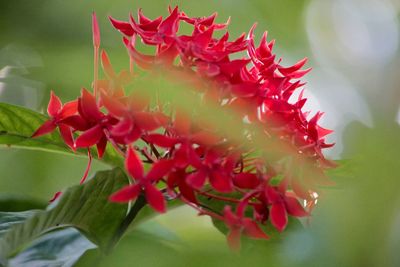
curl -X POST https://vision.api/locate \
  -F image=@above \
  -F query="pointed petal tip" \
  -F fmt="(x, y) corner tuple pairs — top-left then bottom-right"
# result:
(92, 12), (101, 47)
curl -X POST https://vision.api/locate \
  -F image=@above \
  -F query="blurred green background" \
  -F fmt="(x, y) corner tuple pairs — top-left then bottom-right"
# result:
(1, 0), (400, 266)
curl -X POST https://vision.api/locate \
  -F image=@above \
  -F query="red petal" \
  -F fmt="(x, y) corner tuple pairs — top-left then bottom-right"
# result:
(193, 25), (215, 48)
(218, 59), (250, 75)
(58, 124), (75, 150)
(101, 92), (126, 117)
(75, 124), (103, 148)
(96, 135), (108, 158)
(134, 112), (168, 131)
(186, 169), (207, 189)
(270, 202), (288, 232)
(108, 16), (134, 36)
(125, 147), (144, 179)
(227, 228), (242, 251)
(158, 6), (179, 36)
(231, 82), (259, 98)
(223, 206), (238, 227)
(59, 100), (78, 119)
(233, 173), (260, 189)
(110, 184), (141, 202)
(242, 219), (269, 239)
(144, 183), (166, 213)
(79, 88), (103, 121)
(145, 134), (176, 148)
(31, 120), (56, 138)
(278, 58), (307, 76)
(124, 126), (142, 143)
(101, 50), (116, 79)
(59, 115), (89, 131)
(210, 171), (233, 193)
(265, 186), (281, 203)
(284, 196), (309, 217)
(146, 159), (174, 181)
(178, 180), (197, 204)
(92, 12), (101, 47)
(110, 119), (134, 137)
(47, 91), (62, 117)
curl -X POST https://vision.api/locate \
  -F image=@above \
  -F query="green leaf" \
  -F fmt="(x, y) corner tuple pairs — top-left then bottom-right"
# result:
(0, 102), (123, 167)
(8, 228), (95, 267)
(0, 211), (38, 238)
(0, 168), (129, 261)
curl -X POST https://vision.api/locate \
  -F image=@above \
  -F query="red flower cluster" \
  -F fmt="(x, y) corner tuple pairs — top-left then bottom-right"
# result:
(33, 7), (334, 250)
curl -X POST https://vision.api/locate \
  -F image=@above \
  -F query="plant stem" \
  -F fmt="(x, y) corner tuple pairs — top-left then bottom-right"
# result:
(106, 194), (147, 253)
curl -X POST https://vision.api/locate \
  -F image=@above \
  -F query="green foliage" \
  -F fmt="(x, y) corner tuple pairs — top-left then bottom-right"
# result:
(8, 228), (95, 267)
(0, 168), (129, 262)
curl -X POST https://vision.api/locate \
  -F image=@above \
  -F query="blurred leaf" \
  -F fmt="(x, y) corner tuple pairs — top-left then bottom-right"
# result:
(0, 194), (46, 212)
(0, 211), (38, 238)
(0, 168), (129, 261)
(0, 102), (123, 167)
(8, 228), (95, 267)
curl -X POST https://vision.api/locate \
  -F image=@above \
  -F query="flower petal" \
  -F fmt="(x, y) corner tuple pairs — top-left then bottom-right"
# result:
(109, 184), (141, 202)
(31, 120), (56, 138)
(223, 206), (238, 227)
(101, 92), (126, 117)
(270, 202), (288, 232)
(58, 124), (75, 150)
(47, 91), (62, 117)
(227, 228), (242, 251)
(110, 119), (134, 136)
(75, 124), (103, 148)
(144, 183), (166, 213)
(145, 133), (176, 148)
(242, 219), (269, 239)
(125, 147), (144, 179)
(284, 196), (309, 217)
(146, 159), (174, 181)
(101, 50), (116, 79)
(186, 169), (207, 190)
(233, 173), (260, 189)
(79, 88), (103, 121)
(109, 16), (134, 36)
(210, 171), (233, 193)
(59, 100), (78, 119)
(134, 112), (168, 131)
(178, 179), (197, 204)
(96, 135), (108, 158)
(92, 12), (101, 47)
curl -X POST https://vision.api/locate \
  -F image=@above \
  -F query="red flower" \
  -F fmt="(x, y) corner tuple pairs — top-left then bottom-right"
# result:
(223, 206), (269, 251)
(31, 91), (77, 150)
(32, 6), (336, 250)
(186, 148), (234, 193)
(110, 147), (174, 213)
(73, 88), (115, 158)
